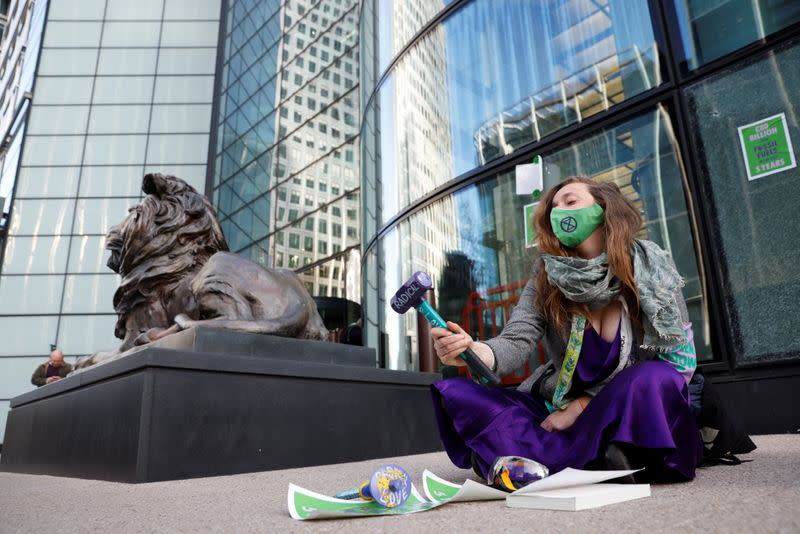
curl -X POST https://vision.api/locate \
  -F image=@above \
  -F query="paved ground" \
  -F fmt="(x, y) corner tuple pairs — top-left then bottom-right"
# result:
(0, 434), (798, 533)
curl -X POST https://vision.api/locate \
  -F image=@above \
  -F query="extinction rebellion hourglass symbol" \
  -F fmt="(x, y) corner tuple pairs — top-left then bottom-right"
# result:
(560, 216), (578, 233)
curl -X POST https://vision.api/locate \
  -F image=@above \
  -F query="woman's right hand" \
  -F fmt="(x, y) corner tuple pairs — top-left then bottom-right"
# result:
(430, 321), (474, 367)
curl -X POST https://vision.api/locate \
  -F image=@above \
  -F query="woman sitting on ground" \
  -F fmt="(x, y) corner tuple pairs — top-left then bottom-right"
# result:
(430, 176), (702, 482)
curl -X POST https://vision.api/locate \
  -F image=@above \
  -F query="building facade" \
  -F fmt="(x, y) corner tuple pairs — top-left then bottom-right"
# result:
(0, 0), (221, 435)
(360, 0), (800, 432)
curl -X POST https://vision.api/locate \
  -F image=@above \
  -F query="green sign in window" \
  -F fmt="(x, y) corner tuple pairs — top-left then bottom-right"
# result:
(737, 112), (797, 180)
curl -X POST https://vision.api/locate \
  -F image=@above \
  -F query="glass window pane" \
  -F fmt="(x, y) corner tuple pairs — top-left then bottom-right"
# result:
(93, 76), (155, 104)
(0, 317), (59, 356)
(0, 275), (65, 314)
(73, 197), (138, 235)
(271, 194), (360, 266)
(62, 274), (119, 314)
(373, 0), (448, 73)
(27, 105), (90, 135)
(672, 0), (800, 71)
(160, 21), (220, 47)
(68, 235), (112, 273)
(43, 21), (102, 47)
(294, 253), (359, 304)
(365, 0), (662, 227)
(34, 77), (94, 105)
(143, 164), (207, 192)
(57, 315), (120, 356)
(88, 104), (151, 134)
(7, 199), (75, 236)
(165, 0), (221, 20)
(2, 236), (69, 274)
(106, 0), (164, 20)
(47, 0), (106, 20)
(157, 48), (217, 75)
(84, 135), (147, 165)
(21, 135), (85, 166)
(37, 49), (99, 76)
(153, 75), (214, 103)
(101, 21), (161, 47)
(684, 40), (800, 363)
(149, 104), (211, 133)
(0, 358), (55, 398)
(146, 133), (209, 165)
(97, 49), (158, 75)
(80, 166), (146, 197)
(14, 166), (80, 198)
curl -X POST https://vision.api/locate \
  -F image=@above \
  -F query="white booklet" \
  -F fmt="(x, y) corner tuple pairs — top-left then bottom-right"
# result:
(506, 467), (650, 511)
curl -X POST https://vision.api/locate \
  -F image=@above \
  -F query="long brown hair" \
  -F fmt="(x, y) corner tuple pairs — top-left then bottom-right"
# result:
(533, 176), (642, 333)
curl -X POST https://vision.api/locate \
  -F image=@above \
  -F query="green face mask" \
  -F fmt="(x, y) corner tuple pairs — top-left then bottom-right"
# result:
(550, 203), (605, 247)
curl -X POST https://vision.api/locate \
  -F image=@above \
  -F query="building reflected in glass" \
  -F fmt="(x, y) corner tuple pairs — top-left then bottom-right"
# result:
(211, 0), (361, 302)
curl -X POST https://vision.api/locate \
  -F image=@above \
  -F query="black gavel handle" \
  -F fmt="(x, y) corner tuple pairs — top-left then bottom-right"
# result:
(459, 346), (501, 388)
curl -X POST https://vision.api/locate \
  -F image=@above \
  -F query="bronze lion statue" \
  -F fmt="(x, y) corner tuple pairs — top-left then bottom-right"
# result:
(78, 173), (328, 368)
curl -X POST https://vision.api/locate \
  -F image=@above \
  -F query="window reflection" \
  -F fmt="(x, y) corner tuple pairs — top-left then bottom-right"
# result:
(8, 199), (75, 236)
(365, 106), (710, 371)
(57, 315), (119, 355)
(62, 274), (119, 314)
(0, 275), (64, 314)
(15, 167), (80, 198)
(0, 317), (59, 356)
(362, 0), (661, 240)
(269, 191), (360, 268)
(672, 0), (800, 71)
(2, 236), (69, 275)
(295, 248), (361, 302)
(212, 0), (362, 274)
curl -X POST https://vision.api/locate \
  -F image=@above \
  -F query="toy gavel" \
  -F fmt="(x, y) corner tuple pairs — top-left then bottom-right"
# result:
(334, 464), (411, 508)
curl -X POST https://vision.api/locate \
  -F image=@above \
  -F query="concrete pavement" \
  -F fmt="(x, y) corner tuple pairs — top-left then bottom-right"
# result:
(1, 434), (798, 533)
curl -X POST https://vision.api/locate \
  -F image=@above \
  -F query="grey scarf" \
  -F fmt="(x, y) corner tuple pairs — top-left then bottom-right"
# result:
(541, 239), (686, 352)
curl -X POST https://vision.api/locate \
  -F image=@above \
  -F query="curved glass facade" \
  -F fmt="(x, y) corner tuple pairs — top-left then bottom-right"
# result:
(364, 105), (710, 370)
(361, 0), (662, 241)
(360, 0), (770, 372)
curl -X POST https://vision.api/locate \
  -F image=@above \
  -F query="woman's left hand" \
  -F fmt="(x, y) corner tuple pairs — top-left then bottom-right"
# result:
(540, 401), (582, 432)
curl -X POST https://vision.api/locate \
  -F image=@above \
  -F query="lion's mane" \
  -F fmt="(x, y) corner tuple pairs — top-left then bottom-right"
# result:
(110, 174), (228, 339)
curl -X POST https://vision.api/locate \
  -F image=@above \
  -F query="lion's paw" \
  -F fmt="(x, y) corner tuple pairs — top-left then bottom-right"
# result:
(174, 314), (196, 330)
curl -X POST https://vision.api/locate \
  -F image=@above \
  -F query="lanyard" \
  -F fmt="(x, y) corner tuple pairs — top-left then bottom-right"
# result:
(546, 314), (586, 413)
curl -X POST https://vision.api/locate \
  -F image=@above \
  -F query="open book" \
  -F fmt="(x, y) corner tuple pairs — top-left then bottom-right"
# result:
(506, 468), (650, 511)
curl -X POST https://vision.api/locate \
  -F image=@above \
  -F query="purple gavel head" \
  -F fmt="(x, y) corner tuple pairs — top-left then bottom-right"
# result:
(390, 272), (433, 314)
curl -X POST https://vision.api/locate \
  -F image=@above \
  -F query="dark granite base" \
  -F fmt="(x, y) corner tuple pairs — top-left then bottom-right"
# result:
(135, 325), (378, 367)
(1, 337), (443, 482)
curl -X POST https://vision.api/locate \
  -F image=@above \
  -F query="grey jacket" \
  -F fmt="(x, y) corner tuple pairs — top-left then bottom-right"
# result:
(483, 257), (691, 400)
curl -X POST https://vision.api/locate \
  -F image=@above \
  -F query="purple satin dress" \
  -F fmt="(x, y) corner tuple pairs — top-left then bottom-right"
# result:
(431, 325), (703, 481)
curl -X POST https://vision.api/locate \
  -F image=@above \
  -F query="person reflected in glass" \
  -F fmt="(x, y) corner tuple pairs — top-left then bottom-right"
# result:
(430, 176), (701, 483)
(31, 349), (73, 387)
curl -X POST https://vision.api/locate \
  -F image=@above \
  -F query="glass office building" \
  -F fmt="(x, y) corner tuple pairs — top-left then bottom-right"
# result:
(360, 0), (800, 431)
(0, 0), (221, 436)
